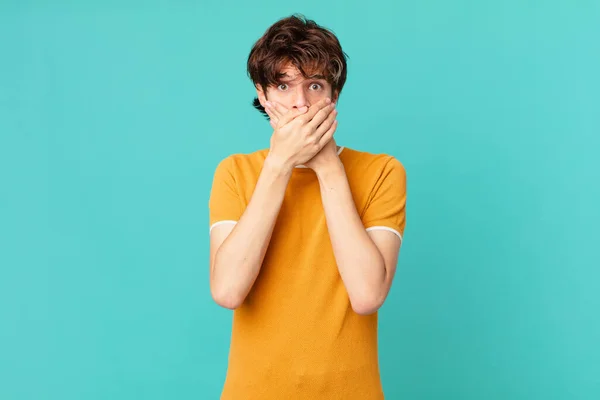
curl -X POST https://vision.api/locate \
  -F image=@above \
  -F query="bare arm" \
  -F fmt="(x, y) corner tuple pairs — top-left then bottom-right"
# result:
(316, 160), (401, 315)
(209, 98), (336, 309)
(265, 100), (404, 315)
(210, 158), (291, 309)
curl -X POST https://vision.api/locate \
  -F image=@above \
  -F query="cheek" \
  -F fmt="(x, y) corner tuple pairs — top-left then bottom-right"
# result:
(310, 91), (329, 100)
(265, 88), (331, 107)
(264, 89), (280, 101)
(266, 91), (293, 107)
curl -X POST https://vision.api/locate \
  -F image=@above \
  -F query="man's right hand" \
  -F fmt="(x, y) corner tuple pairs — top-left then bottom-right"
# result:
(264, 98), (338, 172)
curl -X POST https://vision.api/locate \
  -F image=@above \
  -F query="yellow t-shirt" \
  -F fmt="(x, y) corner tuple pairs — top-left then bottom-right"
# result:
(209, 146), (407, 400)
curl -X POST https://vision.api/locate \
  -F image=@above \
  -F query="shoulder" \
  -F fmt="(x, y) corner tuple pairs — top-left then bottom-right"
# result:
(213, 148), (269, 174)
(341, 146), (406, 178)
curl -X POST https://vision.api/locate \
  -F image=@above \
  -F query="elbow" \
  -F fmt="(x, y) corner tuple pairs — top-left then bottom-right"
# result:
(349, 273), (387, 316)
(210, 256), (246, 310)
(210, 278), (245, 310)
(211, 286), (244, 310)
(350, 293), (384, 316)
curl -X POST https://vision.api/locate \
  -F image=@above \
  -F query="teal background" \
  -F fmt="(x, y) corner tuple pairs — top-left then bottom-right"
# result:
(1, 1), (599, 399)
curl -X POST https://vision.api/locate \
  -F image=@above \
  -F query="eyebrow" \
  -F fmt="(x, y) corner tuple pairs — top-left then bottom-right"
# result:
(278, 72), (327, 81)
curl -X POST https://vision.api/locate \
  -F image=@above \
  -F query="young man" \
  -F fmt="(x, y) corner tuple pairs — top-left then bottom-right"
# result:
(208, 14), (407, 400)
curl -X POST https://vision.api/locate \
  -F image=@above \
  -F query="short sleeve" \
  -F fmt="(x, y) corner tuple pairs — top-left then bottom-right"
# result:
(208, 156), (243, 231)
(361, 157), (407, 242)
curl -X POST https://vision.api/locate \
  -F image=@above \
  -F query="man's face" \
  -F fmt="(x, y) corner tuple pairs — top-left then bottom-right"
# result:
(256, 64), (338, 111)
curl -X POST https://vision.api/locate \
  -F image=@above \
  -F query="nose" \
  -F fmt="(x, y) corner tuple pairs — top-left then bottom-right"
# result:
(292, 87), (309, 109)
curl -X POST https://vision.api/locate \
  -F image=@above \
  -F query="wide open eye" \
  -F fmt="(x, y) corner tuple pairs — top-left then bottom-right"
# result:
(277, 83), (289, 91)
(310, 83), (323, 90)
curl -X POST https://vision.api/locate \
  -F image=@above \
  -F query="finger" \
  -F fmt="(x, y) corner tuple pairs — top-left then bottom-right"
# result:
(264, 102), (277, 118)
(318, 119), (338, 148)
(307, 103), (336, 132)
(268, 101), (287, 120)
(301, 98), (333, 125)
(278, 105), (309, 127)
(312, 106), (338, 139)
(280, 97), (330, 127)
(264, 104), (279, 126)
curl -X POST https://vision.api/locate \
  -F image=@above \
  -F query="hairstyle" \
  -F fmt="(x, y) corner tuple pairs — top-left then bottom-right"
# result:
(247, 14), (349, 118)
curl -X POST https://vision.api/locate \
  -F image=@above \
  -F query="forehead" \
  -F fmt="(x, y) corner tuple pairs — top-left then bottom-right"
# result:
(278, 64), (326, 82)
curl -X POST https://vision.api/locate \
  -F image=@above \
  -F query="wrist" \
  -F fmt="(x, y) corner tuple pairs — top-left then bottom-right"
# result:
(315, 157), (344, 181)
(264, 153), (294, 178)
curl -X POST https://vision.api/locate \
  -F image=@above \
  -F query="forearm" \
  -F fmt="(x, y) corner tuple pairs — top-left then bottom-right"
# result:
(211, 157), (291, 308)
(316, 160), (386, 314)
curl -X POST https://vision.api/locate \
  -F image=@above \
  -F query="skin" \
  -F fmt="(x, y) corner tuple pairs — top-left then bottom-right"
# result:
(210, 64), (401, 315)
(257, 64), (340, 171)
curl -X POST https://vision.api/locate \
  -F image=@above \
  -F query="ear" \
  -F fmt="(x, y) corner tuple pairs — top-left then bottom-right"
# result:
(332, 89), (340, 104)
(255, 84), (268, 107)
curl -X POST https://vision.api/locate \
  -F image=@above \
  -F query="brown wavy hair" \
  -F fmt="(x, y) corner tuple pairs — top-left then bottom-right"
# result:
(247, 14), (349, 118)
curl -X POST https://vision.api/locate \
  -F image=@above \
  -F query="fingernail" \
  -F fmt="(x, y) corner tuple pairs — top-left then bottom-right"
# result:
(325, 98), (331, 104)
(265, 101), (272, 107)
